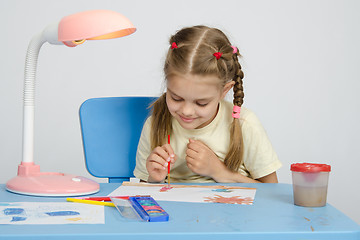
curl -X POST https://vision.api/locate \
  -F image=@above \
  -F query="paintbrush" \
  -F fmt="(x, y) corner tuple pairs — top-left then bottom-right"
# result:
(167, 134), (171, 188)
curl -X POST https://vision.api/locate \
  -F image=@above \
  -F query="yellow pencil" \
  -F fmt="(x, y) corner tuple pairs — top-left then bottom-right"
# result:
(66, 198), (115, 207)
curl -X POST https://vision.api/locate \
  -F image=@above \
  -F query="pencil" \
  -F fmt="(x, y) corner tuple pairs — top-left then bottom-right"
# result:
(168, 134), (171, 187)
(66, 198), (115, 207)
(77, 196), (130, 201)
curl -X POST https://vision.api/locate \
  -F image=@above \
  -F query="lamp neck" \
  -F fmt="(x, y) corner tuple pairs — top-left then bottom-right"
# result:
(42, 22), (62, 45)
(24, 32), (46, 106)
(22, 32), (46, 163)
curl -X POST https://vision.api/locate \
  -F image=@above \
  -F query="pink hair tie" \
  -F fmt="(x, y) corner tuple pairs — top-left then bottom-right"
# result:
(231, 46), (238, 54)
(232, 105), (241, 119)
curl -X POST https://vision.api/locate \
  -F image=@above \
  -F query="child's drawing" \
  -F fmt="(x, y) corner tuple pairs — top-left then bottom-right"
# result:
(159, 186), (173, 192)
(204, 195), (254, 205)
(0, 202), (104, 225)
(109, 182), (256, 205)
(211, 188), (233, 193)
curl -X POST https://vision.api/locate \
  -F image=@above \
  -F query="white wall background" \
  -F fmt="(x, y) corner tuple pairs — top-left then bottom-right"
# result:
(1, 0), (359, 224)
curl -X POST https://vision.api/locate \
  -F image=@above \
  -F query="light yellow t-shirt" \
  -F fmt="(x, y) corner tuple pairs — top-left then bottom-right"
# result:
(134, 100), (282, 183)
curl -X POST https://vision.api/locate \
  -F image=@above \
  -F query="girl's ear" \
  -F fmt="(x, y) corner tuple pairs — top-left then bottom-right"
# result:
(221, 81), (235, 99)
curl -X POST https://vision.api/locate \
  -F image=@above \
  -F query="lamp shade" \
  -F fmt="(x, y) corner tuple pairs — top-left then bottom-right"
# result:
(58, 10), (136, 44)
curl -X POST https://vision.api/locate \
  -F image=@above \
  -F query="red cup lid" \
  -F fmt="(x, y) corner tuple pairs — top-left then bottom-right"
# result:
(290, 163), (331, 172)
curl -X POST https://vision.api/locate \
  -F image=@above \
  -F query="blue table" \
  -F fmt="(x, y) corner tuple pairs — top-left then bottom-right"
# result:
(0, 183), (359, 240)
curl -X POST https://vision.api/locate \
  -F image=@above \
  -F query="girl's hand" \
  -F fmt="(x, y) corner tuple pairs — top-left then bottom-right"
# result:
(146, 144), (176, 183)
(185, 139), (226, 178)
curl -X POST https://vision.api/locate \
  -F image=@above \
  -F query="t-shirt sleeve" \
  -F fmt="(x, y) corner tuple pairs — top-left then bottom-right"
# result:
(133, 117), (152, 181)
(241, 111), (282, 179)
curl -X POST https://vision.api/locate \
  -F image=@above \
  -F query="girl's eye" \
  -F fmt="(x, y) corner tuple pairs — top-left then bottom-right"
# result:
(172, 96), (182, 102)
(196, 102), (208, 107)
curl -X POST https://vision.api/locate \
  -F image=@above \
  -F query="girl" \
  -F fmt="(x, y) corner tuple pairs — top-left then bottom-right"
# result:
(134, 25), (281, 183)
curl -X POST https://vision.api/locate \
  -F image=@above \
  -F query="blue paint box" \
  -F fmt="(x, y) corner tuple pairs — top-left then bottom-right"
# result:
(111, 196), (169, 222)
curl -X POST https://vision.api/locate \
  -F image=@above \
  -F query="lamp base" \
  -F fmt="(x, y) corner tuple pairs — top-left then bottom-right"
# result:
(6, 162), (100, 197)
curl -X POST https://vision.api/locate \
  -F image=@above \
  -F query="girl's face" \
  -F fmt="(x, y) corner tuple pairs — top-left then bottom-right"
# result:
(166, 74), (234, 130)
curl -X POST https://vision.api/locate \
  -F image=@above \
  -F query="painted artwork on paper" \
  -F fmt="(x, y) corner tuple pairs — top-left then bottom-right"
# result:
(109, 182), (256, 205)
(0, 202), (104, 225)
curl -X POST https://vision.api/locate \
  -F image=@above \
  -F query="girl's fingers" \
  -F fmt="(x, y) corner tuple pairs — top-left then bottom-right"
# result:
(163, 144), (175, 162)
(185, 155), (196, 171)
(185, 148), (197, 159)
(148, 153), (168, 170)
(187, 140), (202, 153)
(148, 144), (176, 172)
(152, 146), (171, 163)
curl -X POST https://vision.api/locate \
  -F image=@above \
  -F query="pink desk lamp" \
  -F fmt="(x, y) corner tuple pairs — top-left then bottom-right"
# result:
(6, 10), (136, 196)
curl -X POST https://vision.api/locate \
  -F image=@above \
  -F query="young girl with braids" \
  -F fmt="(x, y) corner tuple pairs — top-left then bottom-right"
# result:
(134, 25), (282, 183)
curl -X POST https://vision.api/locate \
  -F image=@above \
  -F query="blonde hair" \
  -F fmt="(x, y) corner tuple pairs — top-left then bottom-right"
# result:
(151, 25), (245, 172)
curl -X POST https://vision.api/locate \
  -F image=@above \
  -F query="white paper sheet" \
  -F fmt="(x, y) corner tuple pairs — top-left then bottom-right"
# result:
(108, 182), (256, 205)
(0, 202), (104, 225)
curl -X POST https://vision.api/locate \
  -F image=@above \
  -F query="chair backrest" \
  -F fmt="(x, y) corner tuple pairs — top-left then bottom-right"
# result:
(79, 96), (157, 183)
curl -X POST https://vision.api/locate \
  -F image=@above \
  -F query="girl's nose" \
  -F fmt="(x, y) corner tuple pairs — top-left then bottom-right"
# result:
(180, 102), (195, 116)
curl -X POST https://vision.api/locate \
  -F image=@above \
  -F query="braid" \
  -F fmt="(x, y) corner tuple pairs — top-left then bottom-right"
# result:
(223, 50), (245, 172)
(232, 52), (244, 107)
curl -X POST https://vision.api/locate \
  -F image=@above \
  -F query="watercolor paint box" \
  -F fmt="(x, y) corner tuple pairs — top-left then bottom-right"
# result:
(111, 196), (169, 222)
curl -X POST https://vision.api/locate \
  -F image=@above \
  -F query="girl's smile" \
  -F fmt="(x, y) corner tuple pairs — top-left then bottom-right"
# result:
(179, 115), (197, 123)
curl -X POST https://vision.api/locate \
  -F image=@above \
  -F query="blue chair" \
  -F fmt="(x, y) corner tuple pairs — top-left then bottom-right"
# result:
(79, 96), (157, 183)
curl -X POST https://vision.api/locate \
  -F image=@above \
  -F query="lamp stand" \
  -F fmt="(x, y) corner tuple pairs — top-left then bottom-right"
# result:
(6, 162), (99, 196)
